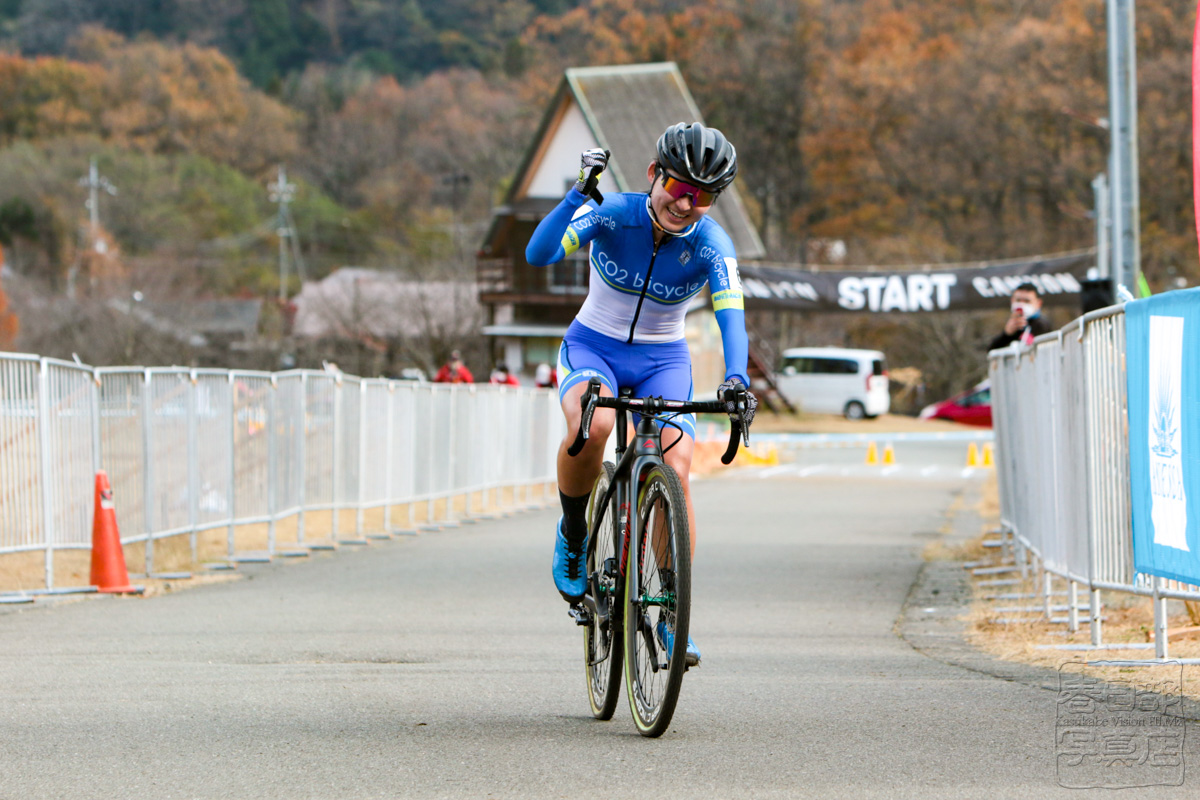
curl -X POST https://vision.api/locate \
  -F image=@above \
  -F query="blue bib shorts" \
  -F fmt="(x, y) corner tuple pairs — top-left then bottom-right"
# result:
(557, 321), (696, 439)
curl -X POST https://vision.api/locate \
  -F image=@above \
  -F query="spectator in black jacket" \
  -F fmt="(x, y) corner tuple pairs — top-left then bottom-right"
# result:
(987, 283), (1049, 351)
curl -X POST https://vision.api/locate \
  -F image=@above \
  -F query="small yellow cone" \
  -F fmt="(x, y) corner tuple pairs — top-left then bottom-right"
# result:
(883, 443), (896, 465)
(981, 442), (994, 467)
(739, 445), (777, 466)
(865, 441), (879, 465)
(966, 441), (980, 467)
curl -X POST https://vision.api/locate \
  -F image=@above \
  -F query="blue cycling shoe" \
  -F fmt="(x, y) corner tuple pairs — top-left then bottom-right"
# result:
(552, 516), (587, 602)
(655, 619), (701, 668)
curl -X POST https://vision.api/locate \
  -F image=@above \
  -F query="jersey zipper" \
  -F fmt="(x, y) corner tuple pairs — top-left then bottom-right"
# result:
(627, 237), (664, 344)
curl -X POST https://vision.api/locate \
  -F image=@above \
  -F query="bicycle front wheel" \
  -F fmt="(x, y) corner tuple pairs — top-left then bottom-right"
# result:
(584, 462), (623, 720)
(624, 463), (691, 737)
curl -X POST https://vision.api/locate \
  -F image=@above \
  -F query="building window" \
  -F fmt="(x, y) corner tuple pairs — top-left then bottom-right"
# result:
(548, 254), (589, 294)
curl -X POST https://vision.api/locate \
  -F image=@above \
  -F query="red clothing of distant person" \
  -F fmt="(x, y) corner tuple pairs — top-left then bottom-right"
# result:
(489, 365), (521, 386)
(435, 364), (474, 383)
(435, 352), (474, 383)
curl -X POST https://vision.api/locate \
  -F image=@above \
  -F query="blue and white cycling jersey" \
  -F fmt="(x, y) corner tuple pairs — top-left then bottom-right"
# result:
(525, 188), (749, 386)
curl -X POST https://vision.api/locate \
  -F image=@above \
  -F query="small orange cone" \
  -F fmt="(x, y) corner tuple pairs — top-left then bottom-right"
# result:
(966, 442), (980, 467)
(883, 443), (896, 464)
(90, 471), (139, 594)
(865, 441), (879, 465)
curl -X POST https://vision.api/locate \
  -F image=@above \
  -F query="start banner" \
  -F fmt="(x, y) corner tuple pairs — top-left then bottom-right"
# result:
(1127, 288), (1200, 584)
(737, 250), (1093, 313)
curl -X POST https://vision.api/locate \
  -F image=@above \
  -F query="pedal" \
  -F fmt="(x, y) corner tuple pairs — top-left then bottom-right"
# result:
(568, 603), (591, 626)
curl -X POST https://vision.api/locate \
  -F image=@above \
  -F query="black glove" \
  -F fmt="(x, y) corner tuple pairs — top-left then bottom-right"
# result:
(574, 148), (610, 202)
(718, 377), (758, 428)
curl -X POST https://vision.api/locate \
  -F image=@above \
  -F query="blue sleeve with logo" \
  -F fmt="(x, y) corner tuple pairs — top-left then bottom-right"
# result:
(703, 231), (750, 386)
(526, 189), (599, 266)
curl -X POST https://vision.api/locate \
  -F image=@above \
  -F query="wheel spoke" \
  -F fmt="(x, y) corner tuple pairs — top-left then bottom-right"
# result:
(625, 465), (691, 736)
(584, 463), (622, 720)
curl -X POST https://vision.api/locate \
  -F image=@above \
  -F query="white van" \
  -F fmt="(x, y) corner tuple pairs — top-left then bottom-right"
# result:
(775, 347), (890, 419)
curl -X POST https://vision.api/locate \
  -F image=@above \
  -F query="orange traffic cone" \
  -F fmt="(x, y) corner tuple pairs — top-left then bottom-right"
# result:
(90, 471), (139, 594)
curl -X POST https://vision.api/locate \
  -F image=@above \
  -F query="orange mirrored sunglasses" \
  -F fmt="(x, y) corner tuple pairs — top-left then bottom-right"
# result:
(656, 166), (719, 207)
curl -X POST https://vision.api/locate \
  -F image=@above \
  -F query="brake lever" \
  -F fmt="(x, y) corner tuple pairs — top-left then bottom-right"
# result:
(566, 378), (602, 457)
(734, 386), (751, 446)
(719, 386), (747, 465)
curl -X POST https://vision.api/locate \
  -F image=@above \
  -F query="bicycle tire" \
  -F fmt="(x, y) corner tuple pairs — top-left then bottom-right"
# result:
(584, 462), (623, 720)
(623, 462), (691, 737)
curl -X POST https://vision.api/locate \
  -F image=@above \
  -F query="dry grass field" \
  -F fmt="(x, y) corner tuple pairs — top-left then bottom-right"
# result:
(964, 474), (1200, 698)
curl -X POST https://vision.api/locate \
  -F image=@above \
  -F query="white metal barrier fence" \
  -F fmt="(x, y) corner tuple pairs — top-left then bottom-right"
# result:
(0, 353), (563, 591)
(990, 305), (1200, 660)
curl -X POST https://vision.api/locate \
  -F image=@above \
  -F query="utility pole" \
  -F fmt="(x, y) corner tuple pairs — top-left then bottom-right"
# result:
(268, 165), (304, 301)
(70, 157), (117, 298)
(443, 171), (471, 259)
(1092, 173), (1110, 280)
(1106, 0), (1139, 295)
(80, 157), (117, 238)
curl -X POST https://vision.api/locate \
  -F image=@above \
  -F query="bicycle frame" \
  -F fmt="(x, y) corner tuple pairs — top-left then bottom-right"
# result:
(579, 391), (665, 623)
(574, 381), (745, 624)
(571, 377), (750, 731)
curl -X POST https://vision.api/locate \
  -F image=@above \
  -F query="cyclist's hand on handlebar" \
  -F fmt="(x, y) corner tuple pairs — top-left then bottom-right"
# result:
(718, 377), (757, 427)
(575, 148), (610, 199)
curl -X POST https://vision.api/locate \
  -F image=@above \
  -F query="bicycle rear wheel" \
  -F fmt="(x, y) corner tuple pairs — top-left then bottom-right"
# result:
(584, 462), (623, 719)
(624, 463), (691, 737)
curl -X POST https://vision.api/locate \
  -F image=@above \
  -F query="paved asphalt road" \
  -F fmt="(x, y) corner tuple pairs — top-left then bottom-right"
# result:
(2, 448), (1197, 798)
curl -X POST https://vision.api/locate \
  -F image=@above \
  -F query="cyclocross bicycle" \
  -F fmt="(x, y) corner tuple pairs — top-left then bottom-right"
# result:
(566, 377), (751, 737)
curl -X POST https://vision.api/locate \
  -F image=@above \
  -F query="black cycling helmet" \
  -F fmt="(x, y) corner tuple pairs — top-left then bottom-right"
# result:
(655, 122), (738, 193)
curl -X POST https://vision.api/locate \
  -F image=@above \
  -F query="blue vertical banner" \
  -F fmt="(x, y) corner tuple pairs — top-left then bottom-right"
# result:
(1127, 288), (1200, 582)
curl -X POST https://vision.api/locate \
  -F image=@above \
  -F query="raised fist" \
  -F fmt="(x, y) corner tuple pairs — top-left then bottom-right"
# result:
(575, 148), (610, 198)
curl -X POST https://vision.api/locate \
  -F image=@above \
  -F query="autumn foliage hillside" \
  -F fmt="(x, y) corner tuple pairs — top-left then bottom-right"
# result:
(0, 0), (1196, 387)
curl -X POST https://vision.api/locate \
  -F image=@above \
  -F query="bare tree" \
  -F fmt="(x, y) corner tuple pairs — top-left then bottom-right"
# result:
(289, 261), (486, 379)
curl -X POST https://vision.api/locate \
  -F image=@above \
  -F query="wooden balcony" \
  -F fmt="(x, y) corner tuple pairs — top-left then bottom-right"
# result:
(477, 255), (591, 306)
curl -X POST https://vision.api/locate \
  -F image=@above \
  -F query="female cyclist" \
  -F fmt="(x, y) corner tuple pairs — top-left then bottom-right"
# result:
(526, 122), (758, 665)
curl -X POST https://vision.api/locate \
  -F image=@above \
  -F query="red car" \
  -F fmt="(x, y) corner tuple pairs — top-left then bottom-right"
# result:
(919, 381), (992, 427)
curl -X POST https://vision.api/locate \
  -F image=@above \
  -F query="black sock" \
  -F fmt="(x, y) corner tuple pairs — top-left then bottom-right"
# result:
(559, 490), (590, 550)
